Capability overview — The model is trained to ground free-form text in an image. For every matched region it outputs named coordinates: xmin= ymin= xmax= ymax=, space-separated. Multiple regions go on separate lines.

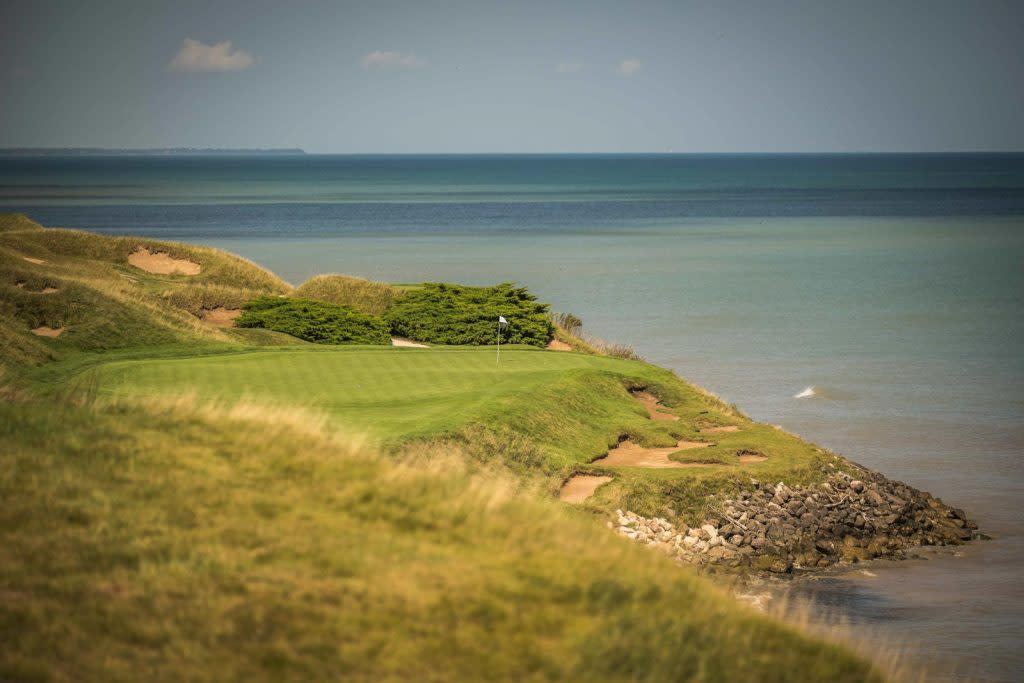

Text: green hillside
xmin=90 ymin=345 xmax=839 ymax=518
xmin=0 ymin=215 xmax=885 ymax=681
xmin=0 ymin=397 xmax=882 ymax=683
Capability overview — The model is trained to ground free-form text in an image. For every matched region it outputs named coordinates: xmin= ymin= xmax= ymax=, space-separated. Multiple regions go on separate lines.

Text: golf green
xmin=96 ymin=346 xmax=648 ymax=441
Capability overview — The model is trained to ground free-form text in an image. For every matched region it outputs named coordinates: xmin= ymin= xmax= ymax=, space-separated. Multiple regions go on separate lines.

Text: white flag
xmin=498 ymin=316 xmax=508 ymax=324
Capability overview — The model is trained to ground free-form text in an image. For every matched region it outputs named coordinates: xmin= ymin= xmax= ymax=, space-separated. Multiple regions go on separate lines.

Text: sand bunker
xmin=21 ymin=256 xmax=45 ymax=264
xmin=392 ymin=338 xmax=429 ymax=348
xmin=737 ymin=450 xmax=768 ymax=464
xmin=31 ymin=326 xmax=64 ymax=338
xmin=594 ymin=439 xmax=715 ymax=469
xmin=559 ymin=475 xmax=613 ymax=503
xmin=632 ymin=391 xmax=680 ymax=421
xmin=200 ymin=307 xmax=241 ymax=327
xmin=701 ymin=425 xmax=740 ymax=434
xmin=546 ymin=339 xmax=572 ymax=351
xmin=128 ymin=247 xmax=201 ymax=275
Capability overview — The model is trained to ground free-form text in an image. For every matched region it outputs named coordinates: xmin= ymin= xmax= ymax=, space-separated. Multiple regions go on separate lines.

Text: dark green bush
xmin=384 ymin=283 xmax=553 ymax=346
xmin=236 ymin=296 xmax=391 ymax=345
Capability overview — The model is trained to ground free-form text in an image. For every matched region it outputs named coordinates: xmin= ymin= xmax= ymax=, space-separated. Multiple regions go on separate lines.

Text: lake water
xmin=3 ymin=154 xmax=1022 ymax=681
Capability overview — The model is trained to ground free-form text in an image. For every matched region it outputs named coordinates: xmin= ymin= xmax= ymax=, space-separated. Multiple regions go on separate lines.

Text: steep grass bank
xmin=0 ymin=396 xmax=883 ymax=683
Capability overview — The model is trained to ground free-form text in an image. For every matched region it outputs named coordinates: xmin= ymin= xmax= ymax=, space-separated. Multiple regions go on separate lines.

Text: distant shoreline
xmin=0 ymin=147 xmax=306 ymax=156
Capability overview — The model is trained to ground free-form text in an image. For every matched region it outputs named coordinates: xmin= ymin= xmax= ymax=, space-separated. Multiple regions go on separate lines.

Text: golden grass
xmin=294 ymin=274 xmax=403 ymax=315
xmin=0 ymin=393 xmax=887 ymax=682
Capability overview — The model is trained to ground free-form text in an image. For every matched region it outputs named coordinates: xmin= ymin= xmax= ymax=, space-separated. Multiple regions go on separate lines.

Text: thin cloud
xmin=555 ymin=62 xmax=583 ymax=74
xmin=361 ymin=51 xmax=424 ymax=69
xmin=616 ymin=59 xmax=642 ymax=76
xmin=169 ymin=38 xmax=255 ymax=72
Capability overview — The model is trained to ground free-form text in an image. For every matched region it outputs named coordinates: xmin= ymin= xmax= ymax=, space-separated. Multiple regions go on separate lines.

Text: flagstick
xmin=496 ymin=318 xmax=500 ymax=365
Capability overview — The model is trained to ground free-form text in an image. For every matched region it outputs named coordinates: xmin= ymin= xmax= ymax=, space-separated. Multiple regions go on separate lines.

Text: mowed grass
xmin=0 ymin=397 xmax=884 ymax=683
xmin=95 ymin=346 xmax=652 ymax=444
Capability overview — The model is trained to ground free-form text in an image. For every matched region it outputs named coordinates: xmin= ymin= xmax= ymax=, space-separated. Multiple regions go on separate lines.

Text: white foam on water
xmin=794 ymin=386 xmax=816 ymax=399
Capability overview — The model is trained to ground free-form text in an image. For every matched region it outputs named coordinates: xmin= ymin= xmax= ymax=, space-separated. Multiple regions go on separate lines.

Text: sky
xmin=1 ymin=0 xmax=1022 ymax=153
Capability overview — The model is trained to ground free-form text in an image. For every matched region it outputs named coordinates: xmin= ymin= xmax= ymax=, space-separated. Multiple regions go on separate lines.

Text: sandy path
xmin=201 ymin=307 xmax=241 ymax=327
xmin=633 ymin=391 xmax=679 ymax=421
xmin=546 ymin=339 xmax=572 ymax=351
xmin=128 ymin=247 xmax=201 ymax=275
xmin=392 ymin=338 xmax=429 ymax=348
xmin=594 ymin=439 xmax=715 ymax=468
xmin=31 ymin=326 xmax=64 ymax=337
xmin=559 ymin=475 xmax=613 ymax=503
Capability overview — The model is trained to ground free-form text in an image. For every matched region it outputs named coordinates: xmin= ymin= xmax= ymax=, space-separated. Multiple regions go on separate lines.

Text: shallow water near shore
xmin=4 ymin=154 xmax=1023 ymax=680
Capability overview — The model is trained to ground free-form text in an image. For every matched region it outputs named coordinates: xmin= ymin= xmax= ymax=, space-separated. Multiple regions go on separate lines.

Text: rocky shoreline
xmin=612 ymin=464 xmax=985 ymax=573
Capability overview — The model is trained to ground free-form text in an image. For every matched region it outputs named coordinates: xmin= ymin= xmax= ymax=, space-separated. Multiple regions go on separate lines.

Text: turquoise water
xmin=4 ymin=154 xmax=1023 ymax=680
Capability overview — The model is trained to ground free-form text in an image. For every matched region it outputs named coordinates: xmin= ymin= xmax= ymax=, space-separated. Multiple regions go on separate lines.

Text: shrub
xmin=384 ymin=283 xmax=553 ymax=346
xmin=236 ymin=296 xmax=391 ymax=345
xmin=293 ymin=274 xmax=402 ymax=315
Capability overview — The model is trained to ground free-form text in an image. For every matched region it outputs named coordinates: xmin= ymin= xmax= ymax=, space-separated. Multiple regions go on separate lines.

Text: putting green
xmin=95 ymin=346 xmax=652 ymax=442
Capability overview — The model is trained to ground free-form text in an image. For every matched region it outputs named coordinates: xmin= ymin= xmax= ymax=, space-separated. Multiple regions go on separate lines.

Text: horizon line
xmin=3 ymin=148 xmax=1024 ymax=157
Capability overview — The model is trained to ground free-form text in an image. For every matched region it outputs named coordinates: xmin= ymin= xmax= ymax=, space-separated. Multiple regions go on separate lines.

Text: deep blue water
xmin=2 ymin=154 xmax=1022 ymax=681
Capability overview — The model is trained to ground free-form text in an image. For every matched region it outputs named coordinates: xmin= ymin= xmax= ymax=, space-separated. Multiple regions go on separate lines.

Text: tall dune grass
xmin=294 ymin=274 xmax=403 ymax=315
xmin=0 ymin=392 xmax=886 ymax=682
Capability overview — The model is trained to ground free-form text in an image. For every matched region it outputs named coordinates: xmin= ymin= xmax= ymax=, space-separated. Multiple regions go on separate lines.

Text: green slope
xmin=88 ymin=344 xmax=842 ymax=521
xmin=0 ymin=215 xmax=884 ymax=680
xmin=0 ymin=397 xmax=882 ymax=683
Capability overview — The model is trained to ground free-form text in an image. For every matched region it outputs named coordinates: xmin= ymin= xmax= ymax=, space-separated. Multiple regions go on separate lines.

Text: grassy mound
xmin=294 ymin=274 xmax=402 ymax=315
xmin=385 ymin=282 xmax=553 ymax=346
xmin=0 ymin=213 xmax=293 ymax=371
xmin=236 ymin=297 xmax=391 ymax=345
xmin=0 ymin=396 xmax=882 ymax=683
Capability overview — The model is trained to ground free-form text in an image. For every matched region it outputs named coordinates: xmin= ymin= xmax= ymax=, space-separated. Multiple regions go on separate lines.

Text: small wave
xmin=794 ymin=386 xmax=816 ymax=399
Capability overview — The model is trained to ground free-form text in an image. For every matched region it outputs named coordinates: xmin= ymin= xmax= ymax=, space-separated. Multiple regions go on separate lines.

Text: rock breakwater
xmin=613 ymin=467 xmax=983 ymax=573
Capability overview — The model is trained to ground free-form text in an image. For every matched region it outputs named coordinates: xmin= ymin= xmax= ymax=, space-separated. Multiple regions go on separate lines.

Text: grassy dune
xmin=293 ymin=274 xmax=403 ymax=315
xmin=0 ymin=397 xmax=882 ymax=683
xmin=0 ymin=214 xmax=292 ymax=369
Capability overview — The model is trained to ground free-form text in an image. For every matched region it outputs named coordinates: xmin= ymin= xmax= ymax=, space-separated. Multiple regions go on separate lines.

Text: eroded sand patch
xmin=128 ymin=247 xmax=201 ymax=275
xmin=392 ymin=338 xmax=429 ymax=348
xmin=632 ymin=390 xmax=679 ymax=421
xmin=594 ymin=439 xmax=715 ymax=469
xmin=21 ymin=256 xmax=45 ymax=264
xmin=546 ymin=339 xmax=572 ymax=351
xmin=201 ymin=307 xmax=241 ymax=327
xmin=701 ymin=425 xmax=740 ymax=434
xmin=31 ymin=325 xmax=64 ymax=338
xmin=559 ymin=475 xmax=613 ymax=503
